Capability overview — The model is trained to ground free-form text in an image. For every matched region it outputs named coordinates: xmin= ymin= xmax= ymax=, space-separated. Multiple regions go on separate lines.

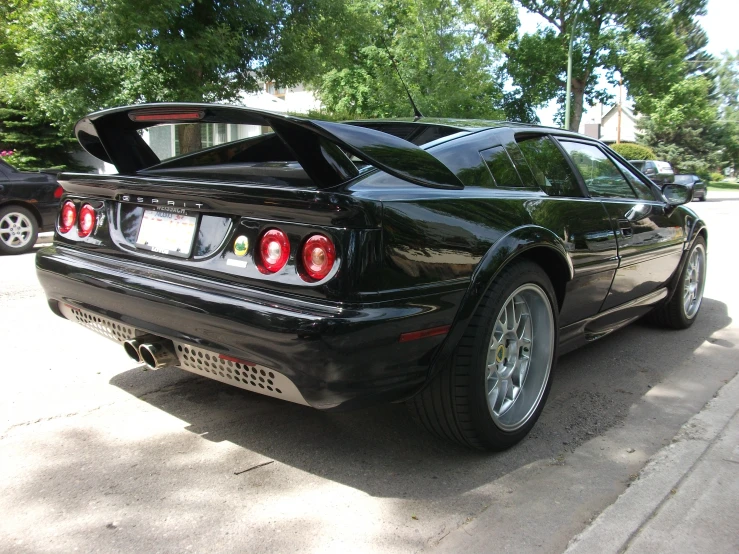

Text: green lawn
xmin=707 ymin=181 xmax=739 ymax=191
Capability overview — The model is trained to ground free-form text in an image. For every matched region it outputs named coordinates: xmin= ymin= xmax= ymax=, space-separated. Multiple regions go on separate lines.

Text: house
xmin=578 ymin=103 xmax=639 ymax=144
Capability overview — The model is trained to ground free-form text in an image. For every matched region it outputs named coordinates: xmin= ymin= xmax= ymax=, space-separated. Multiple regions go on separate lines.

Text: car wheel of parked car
xmin=700 ymin=191 xmax=707 ymax=201
xmin=0 ymin=205 xmax=38 ymax=255
xmin=648 ymin=236 xmax=706 ymax=329
xmin=409 ymin=260 xmax=557 ymax=451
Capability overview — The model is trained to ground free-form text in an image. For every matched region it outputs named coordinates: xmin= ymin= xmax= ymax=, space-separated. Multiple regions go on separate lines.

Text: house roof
xmin=602 ymin=103 xmax=638 ymax=123
xmin=236 ymin=91 xmax=289 ymax=113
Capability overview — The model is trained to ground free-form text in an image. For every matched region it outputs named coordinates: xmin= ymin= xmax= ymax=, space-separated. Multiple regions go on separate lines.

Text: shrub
xmin=709 ymin=172 xmax=724 ymax=183
xmin=609 ymin=142 xmax=656 ymax=161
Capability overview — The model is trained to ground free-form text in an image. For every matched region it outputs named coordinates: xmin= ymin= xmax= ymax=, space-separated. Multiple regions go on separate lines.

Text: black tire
xmin=648 ymin=236 xmax=706 ymax=329
xmin=700 ymin=191 xmax=707 ymax=201
xmin=0 ymin=205 xmax=38 ymax=255
xmin=408 ymin=260 xmax=558 ymax=451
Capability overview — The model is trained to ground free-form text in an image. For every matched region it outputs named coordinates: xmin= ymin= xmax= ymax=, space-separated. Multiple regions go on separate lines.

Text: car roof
xmin=348 ymin=117 xmax=574 ymax=133
xmin=346 ymin=118 xmax=589 ymax=150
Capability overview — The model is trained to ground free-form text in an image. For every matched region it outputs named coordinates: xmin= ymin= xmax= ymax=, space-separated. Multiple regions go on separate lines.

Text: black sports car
xmin=36 ymin=104 xmax=707 ymax=451
xmin=673 ymin=174 xmax=707 ymax=202
xmin=0 ymin=159 xmax=62 ymax=254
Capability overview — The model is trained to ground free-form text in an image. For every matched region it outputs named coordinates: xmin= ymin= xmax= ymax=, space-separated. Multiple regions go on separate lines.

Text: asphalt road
xmin=1 ymin=194 xmax=738 ymax=553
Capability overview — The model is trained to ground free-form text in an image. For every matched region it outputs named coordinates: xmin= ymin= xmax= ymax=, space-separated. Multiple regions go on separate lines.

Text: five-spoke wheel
xmin=0 ymin=206 xmax=38 ymax=255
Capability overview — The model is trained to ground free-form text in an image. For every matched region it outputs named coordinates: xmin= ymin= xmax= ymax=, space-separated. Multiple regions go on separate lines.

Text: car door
xmin=494 ymin=131 xmax=619 ymax=328
xmin=556 ymin=139 xmax=685 ymax=311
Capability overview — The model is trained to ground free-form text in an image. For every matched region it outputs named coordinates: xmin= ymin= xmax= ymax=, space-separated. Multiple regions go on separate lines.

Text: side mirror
xmin=661 ymin=183 xmax=694 ymax=206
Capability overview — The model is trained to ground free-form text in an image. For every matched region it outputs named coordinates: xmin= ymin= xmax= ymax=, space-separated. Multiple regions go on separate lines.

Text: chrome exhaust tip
xmin=123 ymin=335 xmax=158 ymax=363
xmin=123 ymin=340 xmax=142 ymax=362
xmin=138 ymin=339 xmax=178 ymax=370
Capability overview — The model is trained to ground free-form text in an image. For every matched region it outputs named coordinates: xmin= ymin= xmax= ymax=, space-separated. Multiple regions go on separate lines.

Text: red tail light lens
xmin=78 ymin=204 xmax=96 ymax=237
xmin=53 ymin=186 xmax=64 ymax=199
xmin=59 ymin=201 xmax=77 ymax=233
xmin=259 ymin=229 xmax=290 ymax=273
xmin=301 ymin=234 xmax=336 ymax=281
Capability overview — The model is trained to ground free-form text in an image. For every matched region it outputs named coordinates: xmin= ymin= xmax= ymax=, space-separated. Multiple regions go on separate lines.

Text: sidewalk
xmin=565 ymin=372 xmax=739 ymax=554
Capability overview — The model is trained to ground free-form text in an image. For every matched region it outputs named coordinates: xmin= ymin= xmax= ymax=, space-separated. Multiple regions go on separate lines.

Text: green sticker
xmin=234 ymin=235 xmax=249 ymax=257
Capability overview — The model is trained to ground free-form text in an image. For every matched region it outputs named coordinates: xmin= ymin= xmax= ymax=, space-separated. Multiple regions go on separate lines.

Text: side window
xmin=611 ymin=159 xmax=656 ymax=200
xmin=515 ymin=136 xmax=582 ymax=196
xmin=480 ymin=146 xmax=523 ymax=187
xmin=559 ymin=141 xmax=636 ymax=199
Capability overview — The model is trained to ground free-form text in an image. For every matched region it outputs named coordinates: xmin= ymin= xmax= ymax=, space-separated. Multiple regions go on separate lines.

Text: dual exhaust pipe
xmin=124 ymin=335 xmax=178 ymax=370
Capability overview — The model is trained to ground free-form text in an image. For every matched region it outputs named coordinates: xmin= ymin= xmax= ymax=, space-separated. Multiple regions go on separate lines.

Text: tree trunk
xmin=177 ymin=124 xmax=201 ymax=155
xmin=570 ymin=81 xmax=585 ymax=132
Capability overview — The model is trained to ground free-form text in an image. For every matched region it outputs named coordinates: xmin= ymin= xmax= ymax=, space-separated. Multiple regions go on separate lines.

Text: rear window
xmin=673 ymin=175 xmax=693 ymax=184
xmin=146 ymin=123 xmax=269 ymax=161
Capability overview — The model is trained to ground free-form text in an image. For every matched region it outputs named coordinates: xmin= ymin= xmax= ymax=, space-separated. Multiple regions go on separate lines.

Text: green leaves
xmin=309 ymin=0 xmax=509 ymax=120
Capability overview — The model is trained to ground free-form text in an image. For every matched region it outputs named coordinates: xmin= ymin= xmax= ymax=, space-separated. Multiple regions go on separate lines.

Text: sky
xmin=522 ymin=0 xmax=739 ymax=126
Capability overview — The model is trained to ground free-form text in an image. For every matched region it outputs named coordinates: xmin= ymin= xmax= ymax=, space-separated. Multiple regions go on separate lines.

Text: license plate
xmin=136 ymin=209 xmax=198 ymax=258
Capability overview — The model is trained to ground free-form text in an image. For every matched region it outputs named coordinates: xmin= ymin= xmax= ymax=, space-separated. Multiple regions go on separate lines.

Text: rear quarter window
xmin=480 ymin=146 xmax=523 ymax=187
xmin=515 ymin=135 xmax=582 ymax=197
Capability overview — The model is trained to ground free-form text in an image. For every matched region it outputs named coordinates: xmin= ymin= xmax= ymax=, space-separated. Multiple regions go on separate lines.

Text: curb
xmin=564 ymin=373 xmax=739 ymax=553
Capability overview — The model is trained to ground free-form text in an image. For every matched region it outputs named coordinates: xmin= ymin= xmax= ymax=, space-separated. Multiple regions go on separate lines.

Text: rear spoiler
xmin=74 ymin=103 xmax=464 ymax=190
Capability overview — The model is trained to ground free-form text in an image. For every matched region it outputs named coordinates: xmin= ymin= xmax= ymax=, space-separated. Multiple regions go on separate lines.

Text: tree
xmin=623 ymin=0 xmax=712 ymax=116
xmin=638 ymin=76 xmax=724 ymax=176
xmin=306 ymin=0 xmax=518 ymax=120
xmin=0 ymin=104 xmax=82 ymax=170
xmin=1 ymin=0 xmax=333 ymax=153
xmin=713 ymin=51 xmax=739 ymax=171
xmin=504 ymin=0 xmax=707 ymax=131
xmin=0 ymin=2 xmax=80 ymax=170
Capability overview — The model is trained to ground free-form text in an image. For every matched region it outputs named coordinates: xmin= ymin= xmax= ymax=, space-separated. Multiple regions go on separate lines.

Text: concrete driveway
xmin=1 ymin=193 xmax=737 ymax=553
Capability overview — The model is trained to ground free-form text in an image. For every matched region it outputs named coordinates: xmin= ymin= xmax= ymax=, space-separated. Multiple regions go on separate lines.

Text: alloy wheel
xmin=0 ymin=211 xmax=34 ymax=249
xmin=683 ymin=244 xmax=706 ymax=319
xmin=485 ymin=284 xmax=555 ymax=431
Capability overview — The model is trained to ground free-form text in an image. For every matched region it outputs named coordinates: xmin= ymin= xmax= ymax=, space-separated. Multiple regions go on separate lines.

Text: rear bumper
xmin=36 ymin=245 xmax=463 ymax=409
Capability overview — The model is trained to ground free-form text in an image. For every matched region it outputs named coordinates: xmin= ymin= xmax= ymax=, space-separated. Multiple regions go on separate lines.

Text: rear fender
xmin=426 ymin=225 xmax=573 ymax=381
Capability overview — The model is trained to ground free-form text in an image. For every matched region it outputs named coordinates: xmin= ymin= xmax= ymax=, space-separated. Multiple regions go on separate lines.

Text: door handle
xmin=617 ymin=218 xmax=633 ymax=238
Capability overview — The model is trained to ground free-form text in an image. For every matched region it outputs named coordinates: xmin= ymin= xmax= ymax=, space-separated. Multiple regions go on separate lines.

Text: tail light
xmin=259 ymin=229 xmax=290 ymax=273
xmin=53 ymin=186 xmax=64 ymax=199
xmin=301 ymin=234 xmax=336 ymax=281
xmin=59 ymin=201 xmax=77 ymax=233
xmin=78 ymin=204 xmax=96 ymax=237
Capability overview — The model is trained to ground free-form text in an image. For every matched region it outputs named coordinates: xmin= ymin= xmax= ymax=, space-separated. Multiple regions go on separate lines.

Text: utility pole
xmin=617 ymin=75 xmax=623 ymax=144
xmin=564 ymin=3 xmax=582 ymax=131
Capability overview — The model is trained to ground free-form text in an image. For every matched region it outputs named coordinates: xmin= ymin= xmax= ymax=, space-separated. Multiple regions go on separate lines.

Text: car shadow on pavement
xmin=108 ymin=297 xmax=733 ymax=499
